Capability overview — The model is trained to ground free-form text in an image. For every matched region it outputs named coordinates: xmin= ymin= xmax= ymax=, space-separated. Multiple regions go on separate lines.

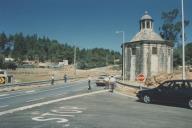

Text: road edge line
xmin=0 ymin=90 xmax=108 ymax=116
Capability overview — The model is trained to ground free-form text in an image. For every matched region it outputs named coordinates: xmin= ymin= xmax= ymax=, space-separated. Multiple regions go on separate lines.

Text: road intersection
xmin=0 ymin=80 xmax=191 ymax=128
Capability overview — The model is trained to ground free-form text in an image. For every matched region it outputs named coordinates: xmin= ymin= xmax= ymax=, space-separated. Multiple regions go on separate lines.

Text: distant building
xmin=38 ymin=62 xmax=51 ymax=68
xmin=58 ymin=60 xmax=68 ymax=67
xmin=22 ymin=60 xmax=35 ymax=65
xmin=123 ymin=11 xmax=173 ymax=81
xmin=5 ymin=57 xmax=14 ymax=62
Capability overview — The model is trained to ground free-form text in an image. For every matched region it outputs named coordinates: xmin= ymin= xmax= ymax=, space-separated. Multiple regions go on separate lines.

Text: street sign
xmin=137 ymin=73 xmax=145 ymax=82
xmin=0 ymin=77 xmax=5 ymax=84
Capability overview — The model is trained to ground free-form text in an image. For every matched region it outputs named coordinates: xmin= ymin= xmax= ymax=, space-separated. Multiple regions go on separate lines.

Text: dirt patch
xmin=7 ymin=65 xmax=120 ymax=83
xmin=0 ymin=83 xmax=50 ymax=93
xmin=115 ymin=84 xmax=137 ymax=96
xmin=144 ymin=70 xmax=192 ymax=87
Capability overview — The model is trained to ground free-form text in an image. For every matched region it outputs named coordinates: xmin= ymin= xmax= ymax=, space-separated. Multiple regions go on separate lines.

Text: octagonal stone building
xmin=124 ymin=11 xmax=173 ymax=81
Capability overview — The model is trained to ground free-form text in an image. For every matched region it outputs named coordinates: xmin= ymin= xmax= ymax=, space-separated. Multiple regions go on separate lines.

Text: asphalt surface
xmin=0 ymin=84 xmax=191 ymax=128
xmin=0 ymin=80 xmax=100 ymax=111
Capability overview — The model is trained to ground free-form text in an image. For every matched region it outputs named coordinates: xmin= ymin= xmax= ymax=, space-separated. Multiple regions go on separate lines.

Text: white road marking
xmin=0 ymin=94 xmax=9 ymax=97
xmin=0 ymin=90 xmax=107 ymax=116
xmin=25 ymin=90 xmax=35 ymax=94
xmin=26 ymin=98 xmax=45 ymax=103
xmin=32 ymin=117 xmax=69 ymax=123
xmin=0 ymin=105 xmax=9 ymax=108
xmin=51 ymin=109 xmax=82 ymax=114
xmin=42 ymin=112 xmax=75 ymax=117
xmin=32 ymin=106 xmax=84 ymax=125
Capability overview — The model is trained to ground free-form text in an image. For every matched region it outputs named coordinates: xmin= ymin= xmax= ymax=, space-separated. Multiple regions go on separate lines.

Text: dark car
xmin=136 ymin=80 xmax=192 ymax=109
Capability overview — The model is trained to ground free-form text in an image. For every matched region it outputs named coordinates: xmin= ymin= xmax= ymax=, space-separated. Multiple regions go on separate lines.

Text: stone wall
xmin=124 ymin=42 xmax=173 ymax=81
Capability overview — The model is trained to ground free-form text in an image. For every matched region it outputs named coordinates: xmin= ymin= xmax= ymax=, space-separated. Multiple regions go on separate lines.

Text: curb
xmin=117 ymin=81 xmax=149 ymax=90
xmin=114 ymin=91 xmax=138 ymax=99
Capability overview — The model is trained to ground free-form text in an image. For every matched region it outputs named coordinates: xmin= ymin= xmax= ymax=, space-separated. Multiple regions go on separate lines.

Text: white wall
xmin=143 ymin=45 xmax=148 ymax=78
xmin=130 ymin=56 xmax=136 ymax=81
xmin=151 ymin=55 xmax=158 ymax=75
xmin=125 ymin=42 xmax=173 ymax=81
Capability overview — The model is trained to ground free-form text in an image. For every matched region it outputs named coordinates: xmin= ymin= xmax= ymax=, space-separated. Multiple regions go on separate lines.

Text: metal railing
xmin=117 ymin=80 xmax=149 ymax=90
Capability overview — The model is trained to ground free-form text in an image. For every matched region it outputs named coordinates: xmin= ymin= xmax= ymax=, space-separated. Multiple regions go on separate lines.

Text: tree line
xmin=0 ymin=33 xmax=121 ymax=69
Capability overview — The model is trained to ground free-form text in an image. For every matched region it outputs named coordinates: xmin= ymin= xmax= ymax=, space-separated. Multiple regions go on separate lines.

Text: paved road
xmin=0 ymin=88 xmax=191 ymax=128
xmin=0 ymin=80 xmax=100 ymax=111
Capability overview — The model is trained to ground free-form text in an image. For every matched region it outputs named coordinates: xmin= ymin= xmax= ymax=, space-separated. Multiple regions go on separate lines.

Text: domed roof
xmin=130 ymin=11 xmax=164 ymax=42
xmin=140 ymin=11 xmax=152 ymax=20
xmin=131 ymin=29 xmax=164 ymax=42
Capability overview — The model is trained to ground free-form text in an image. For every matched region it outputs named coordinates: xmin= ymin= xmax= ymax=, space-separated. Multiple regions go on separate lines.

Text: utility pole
xmin=74 ymin=45 xmax=76 ymax=76
xmin=105 ymin=55 xmax=108 ymax=66
xmin=116 ymin=31 xmax=125 ymax=82
xmin=181 ymin=0 xmax=186 ymax=80
xmin=105 ymin=55 xmax=109 ymax=74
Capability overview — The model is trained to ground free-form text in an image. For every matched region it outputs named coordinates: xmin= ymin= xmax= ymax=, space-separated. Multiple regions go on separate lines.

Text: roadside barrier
xmin=0 ymin=76 xmax=86 ymax=88
xmin=116 ymin=81 xmax=149 ymax=90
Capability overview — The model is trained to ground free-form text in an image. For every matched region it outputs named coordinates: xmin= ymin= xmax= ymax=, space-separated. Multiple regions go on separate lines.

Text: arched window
xmin=147 ymin=21 xmax=150 ymax=28
xmin=152 ymin=47 xmax=157 ymax=54
xmin=168 ymin=49 xmax=171 ymax=56
xmin=132 ymin=47 xmax=136 ymax=55
xmin=142 ymin=21 xmax=145 ymax=29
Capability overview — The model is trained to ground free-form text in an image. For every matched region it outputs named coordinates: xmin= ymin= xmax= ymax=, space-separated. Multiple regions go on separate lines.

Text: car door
xmin=152 ymin=81 xmax=173 ymax=103
xmin=167 ymin=81 xmax=185 ymax=104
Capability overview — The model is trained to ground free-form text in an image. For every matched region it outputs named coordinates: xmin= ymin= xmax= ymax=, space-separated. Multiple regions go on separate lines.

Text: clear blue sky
xmin=0 ymin=0 xmax=191 ymax=52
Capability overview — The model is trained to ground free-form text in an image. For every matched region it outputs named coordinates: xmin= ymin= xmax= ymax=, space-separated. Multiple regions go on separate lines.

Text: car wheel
xmin=143 ymin=95 xmax=151 ymax=104
xmin=188 ymin=98 xmax=192 ymax=109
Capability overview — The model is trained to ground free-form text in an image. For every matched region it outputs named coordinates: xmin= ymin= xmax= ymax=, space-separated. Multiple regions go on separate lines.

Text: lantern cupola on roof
xmin=131 ymin=11 xmax=164 ymax=42
xmin=140 ymin=11 xmax=153 ymax=30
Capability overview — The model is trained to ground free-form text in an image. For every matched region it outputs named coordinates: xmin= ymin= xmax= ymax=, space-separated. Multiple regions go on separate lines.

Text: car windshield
xmin=159 ymin=81 xmax=173 ymax=88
